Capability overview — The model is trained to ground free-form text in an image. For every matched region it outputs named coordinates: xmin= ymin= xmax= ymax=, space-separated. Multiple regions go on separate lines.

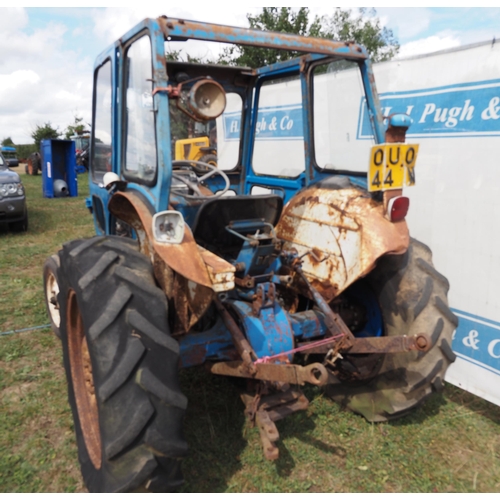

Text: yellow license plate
xmin=368 ymin=144 xmax=419 ymax=192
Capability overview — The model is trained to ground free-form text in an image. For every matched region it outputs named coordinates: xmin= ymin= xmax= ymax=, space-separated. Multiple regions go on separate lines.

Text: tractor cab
xmin=88 ymin=17 xmax=386 ymax=240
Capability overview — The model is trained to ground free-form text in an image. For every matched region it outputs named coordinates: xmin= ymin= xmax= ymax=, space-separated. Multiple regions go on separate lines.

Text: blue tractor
xmin=43 ymin=16 xmax=457 ymax=492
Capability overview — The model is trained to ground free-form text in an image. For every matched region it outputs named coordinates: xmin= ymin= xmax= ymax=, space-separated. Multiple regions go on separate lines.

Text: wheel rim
xmin=46 ymin=270 xmax=61 ymax=328
xmin=67 ymin=289 xmax=102 ymax=469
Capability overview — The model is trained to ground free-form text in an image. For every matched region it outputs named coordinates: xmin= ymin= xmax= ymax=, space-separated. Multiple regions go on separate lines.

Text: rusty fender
xmin=209 ymin=360 xmax=329 ymax=386
xmin=108 ymin=191 xmax=235 ymax=331
xmin=275 ymin=186 xmax=409 ymax=302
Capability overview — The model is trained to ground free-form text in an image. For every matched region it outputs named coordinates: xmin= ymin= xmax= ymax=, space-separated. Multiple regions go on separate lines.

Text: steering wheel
xmin=171 ymin=160 xmax=230 ymax=199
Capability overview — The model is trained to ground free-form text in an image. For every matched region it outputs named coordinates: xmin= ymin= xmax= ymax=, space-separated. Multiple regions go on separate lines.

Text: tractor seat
xmin=191 ymin=194 xmax=283 ymax=259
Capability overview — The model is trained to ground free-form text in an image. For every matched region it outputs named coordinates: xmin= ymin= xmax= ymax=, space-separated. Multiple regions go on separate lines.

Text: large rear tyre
xmin=327 ymin=238 xmax=458 ymax=422
xmin=26 ymin=152 xmax=41 ymax=175
xmin=58 ymin=236 xmax=188 ymax=492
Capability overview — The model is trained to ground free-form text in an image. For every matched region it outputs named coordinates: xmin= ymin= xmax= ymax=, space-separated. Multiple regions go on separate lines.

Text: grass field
xmin=1 ymin=170 xmax=499 ymax=493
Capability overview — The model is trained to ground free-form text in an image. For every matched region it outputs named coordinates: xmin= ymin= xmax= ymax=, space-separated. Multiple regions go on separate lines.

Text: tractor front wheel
xmin=43 ymin=254 xmax=61 ymax=338
xmin=58 ymin=236 xmax=188 ymax=492
xmin=327 ymin=238 xmax=458 ymax=422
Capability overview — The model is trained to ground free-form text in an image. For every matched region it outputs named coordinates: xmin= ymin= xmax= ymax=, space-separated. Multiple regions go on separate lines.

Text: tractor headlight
xmin=152 ymin=210 xmax=185 ymax=244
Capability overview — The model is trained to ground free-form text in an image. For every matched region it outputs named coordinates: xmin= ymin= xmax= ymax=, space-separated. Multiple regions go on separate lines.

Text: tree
xmin=165 ymin=49 xmax=209 ymax=64
xmin=323 ymin=8 xmax=399 ymax=62
xmin=218 ymin=8 xmax=320 ymax=67
xmin=218 ymin=7 xmax=399 ymax=67
xmin=1 ymin=137 xmax=14 ymax=147
xmin=31 ymin=122 xmax=60 ymax=151
xmin=64 ymin=115 xmax=89 ymax=140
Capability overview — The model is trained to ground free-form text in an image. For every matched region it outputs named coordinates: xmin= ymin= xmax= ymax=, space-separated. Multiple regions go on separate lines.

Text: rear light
xmin=388 ymin=196 xmax=409 ymax=222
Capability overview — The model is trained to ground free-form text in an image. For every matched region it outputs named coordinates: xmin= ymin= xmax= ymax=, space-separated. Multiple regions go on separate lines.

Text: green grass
xmin=1 ymin=169 xmax=499 ymax=492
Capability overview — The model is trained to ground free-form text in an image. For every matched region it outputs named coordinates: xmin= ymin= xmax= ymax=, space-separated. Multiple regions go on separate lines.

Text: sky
xmin=1 ymin=3 xmax=500 ymax=144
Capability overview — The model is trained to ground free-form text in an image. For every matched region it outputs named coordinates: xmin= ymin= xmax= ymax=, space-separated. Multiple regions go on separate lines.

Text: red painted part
xmin=389 ymin=196 xmax=410 ymax=222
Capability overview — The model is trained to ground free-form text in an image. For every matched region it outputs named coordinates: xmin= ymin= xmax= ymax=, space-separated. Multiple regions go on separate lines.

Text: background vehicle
xmin=45 ymin=17 xmax=457 ymax=492
xmin=0 ymin=152 xmax=27 ymax=231
xmin=71 ymin=133 xmax=90 ymax=171
xmin=174 ymin=136 xmax=217 ymax=165
xmin=1 ymin=146 xmax=19 ymax=167
xmin=26 ymin=151 xmax=41 ymax=175
xmin=174 ymin=121 xmax=217 ymax=165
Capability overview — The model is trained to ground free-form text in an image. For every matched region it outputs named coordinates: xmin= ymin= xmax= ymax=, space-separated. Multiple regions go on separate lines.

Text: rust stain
xmin=158 ymin=18 xmax=368 ymax=59
xmin=174 ymin=274 xmax=214 ymax=333
xmin=197 ymin=246 xmax=235 ymax=290
xmin=109 ymin=191 xmax=212 ymax=288
xmin=108 ymin=192 xmax=219 ymax=332
xmin=275 ymin=185 xmax=409 ymax=301
xmin=385 ymin=126 xmax=406 ymax=143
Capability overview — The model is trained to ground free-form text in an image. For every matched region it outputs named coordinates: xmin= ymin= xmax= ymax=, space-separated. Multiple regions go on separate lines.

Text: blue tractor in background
xmin=43 ymin=16 xmax=457 ymax=492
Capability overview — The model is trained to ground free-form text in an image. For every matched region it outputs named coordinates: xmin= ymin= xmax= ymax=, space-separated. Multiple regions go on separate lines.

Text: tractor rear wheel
xmin=58 ymin=236 xmax=187 ymax=492
xmin=327 ymin=238 xmax=458 ymax=422
xmin=26 ymin=152 xmax=41 ymax=175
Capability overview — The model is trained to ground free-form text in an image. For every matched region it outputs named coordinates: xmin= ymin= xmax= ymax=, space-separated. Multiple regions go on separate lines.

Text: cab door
xmin=89 ymin=54 xmax=115 ymax=235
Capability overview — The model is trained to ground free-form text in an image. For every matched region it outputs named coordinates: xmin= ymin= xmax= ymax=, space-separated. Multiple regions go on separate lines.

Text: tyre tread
xmin=98 ymin=337 xmax=146 ymax=403
xmin=440 ymin=338 xmax=457 ymax=362
xmin=105 ymin=399 xmax=155 ymax=460
xmin=116 ymin=266 xmax=167 ymax=302
xmin=88 ymin=286 xmax=132 ymax=341
xmin=434 ymin=295 xmax=459 ymax=326
xmin=416 ymin=257 xmax=450 ymax=292
xmin=413 ymin=276 xmax=433 ymax=319
xmin=68 ymin=237 xmax=104 ymax=258
xmin=136 ymin=368 xmax=188 ymax=410
xmin=78 ymin=251 xmax=119 ymax=290
xmin=128 ymin=310 xmax=179 ymax=353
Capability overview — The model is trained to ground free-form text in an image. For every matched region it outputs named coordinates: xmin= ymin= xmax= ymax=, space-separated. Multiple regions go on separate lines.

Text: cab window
xmin=312 ymin=60 xmax=374 ymax=173
xmin=252 ymin=75 xmax=305 ymax=178
xmin=124 ymin=35 xmax=157 ymax=184
xmin=92 ymin=60 xmax=112 ymax=183
xmin=170 ymin=91 xmax=243 ymax=171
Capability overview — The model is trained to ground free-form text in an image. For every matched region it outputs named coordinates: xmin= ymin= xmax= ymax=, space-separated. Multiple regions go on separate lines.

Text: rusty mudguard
xmin=108 ymin=191 xmax=235 ymax=332
xmin=275 ymin=181 xmax=409 ymax=302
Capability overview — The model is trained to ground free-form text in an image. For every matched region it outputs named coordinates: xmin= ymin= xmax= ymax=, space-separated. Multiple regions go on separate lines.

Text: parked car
xmin=0 ymin=152 xmax=28 ymax=231
xmin=0 ymin=146 xmax=19 ymax=167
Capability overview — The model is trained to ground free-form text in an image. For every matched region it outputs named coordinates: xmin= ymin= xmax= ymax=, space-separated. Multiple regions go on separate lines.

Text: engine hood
xmin=0 ymin=167 xmax=21 ymax=183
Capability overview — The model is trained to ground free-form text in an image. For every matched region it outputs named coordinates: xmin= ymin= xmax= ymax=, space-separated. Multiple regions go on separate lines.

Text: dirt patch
xmin=10 ymin=163 xmax=26 ymax=175
xmin=1 ymin=381 xmax=35 ymax=404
